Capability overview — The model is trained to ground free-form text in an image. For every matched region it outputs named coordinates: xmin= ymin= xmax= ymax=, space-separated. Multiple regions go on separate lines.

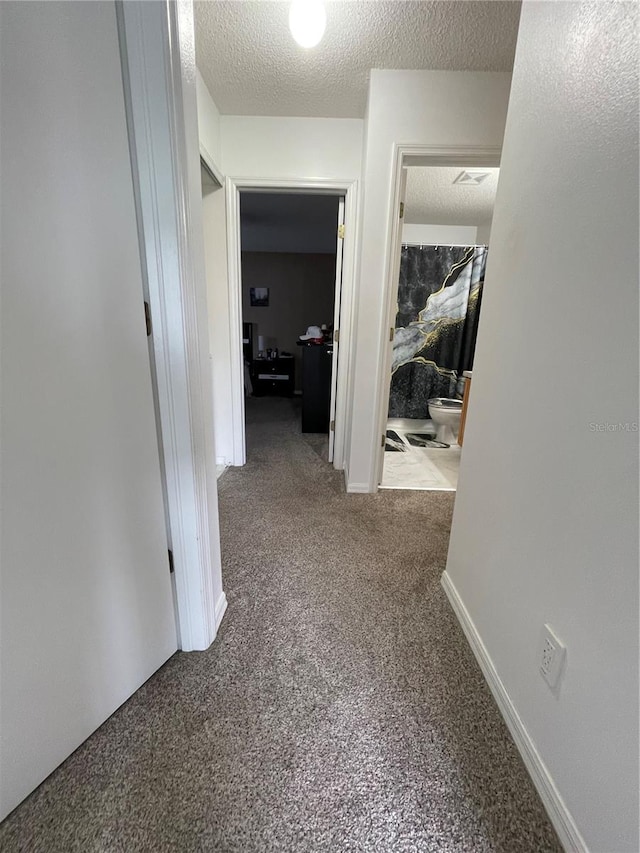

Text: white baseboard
xmin=346 ymin=481 xmax=372 ymax=493
xmin=440 ymin=571 xmax=588 ymax=853
xmin=214 ymin=591 xmax=227 ymax=631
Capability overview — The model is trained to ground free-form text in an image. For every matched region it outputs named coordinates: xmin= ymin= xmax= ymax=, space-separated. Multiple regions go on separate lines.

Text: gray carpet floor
xmin=0 ymin=397 xmax=561 ymax=852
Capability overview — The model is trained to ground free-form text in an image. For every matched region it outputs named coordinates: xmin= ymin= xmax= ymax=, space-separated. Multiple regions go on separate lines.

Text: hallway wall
xmin=199 ymin=103 xmax=363 ymax=466
xmin=198 ymin=78 xmax=232 ymax=465
xmin=220 ymin=115 xmax=363 ymax=180
xmin=444 ymin=3 xmax=639 ymax=850
xmin=201 ymin=181 xmax=231 ymax=465
xmin=347 ymin=69 xmax=512 ymax=490
xmin=196 ymin=68 xmax=222 ymax=167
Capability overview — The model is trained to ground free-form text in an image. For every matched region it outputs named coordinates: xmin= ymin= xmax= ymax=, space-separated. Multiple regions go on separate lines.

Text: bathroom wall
xmin=402 ymin=223 xmax=477 ymax=245
xmin=241 ymin=252 xmax=336 ymax=392
xmin=475 ymin=219 xmax=493 ymax=245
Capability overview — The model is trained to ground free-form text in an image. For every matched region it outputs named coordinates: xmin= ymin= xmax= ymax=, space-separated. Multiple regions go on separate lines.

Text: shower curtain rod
xmin=402 ymin=242 xmax=488 ymax=249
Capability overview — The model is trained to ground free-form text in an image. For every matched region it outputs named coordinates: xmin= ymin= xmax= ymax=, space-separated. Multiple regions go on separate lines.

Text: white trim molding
xmin=371 ymin=144 xmax=502 ymax=493
xmin=214 ymin=592 xmax=228 ymax=630
xmin=118 ymin=0 xmax=225 ymax=651
xmin=440 ymin=571 xmax=588 ymax=853
xmin=345 ymin=482 xmax=371 ymax=494
xmin=225 ymin=176 xmax=360 ymax=473
xmin=224 ymin=178 xmax=248 ymax=467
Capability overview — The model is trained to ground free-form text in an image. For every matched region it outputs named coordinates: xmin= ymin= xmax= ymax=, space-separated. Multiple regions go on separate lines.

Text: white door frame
xmin=226 ymin=177 xmax=359 ymax=471
xmin=374 ymin=144 xmax=502 ymax=489
xmin=117 ymin=0 xmax=226 ymax=651
xmin=328 ymin=198 xmax=345 ymax=464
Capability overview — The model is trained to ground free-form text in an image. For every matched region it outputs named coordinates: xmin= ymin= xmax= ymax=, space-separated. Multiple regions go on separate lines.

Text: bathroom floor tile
xmin=380 ymin=419 xmax=462 ymax=491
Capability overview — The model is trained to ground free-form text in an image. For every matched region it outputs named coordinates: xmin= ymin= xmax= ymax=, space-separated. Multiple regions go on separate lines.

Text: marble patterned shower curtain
xmin=388 ymin=244 xmax=487 ymax=419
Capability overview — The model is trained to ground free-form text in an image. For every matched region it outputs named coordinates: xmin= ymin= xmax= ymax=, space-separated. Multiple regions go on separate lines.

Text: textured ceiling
xmin=404 ymin=166 xmax=500 ymax=226
xmin=194 ymin=1 xmax=521 ymax=118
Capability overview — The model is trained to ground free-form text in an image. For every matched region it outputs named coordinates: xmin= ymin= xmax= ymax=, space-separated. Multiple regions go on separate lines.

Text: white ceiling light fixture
xmin=453 ymin=170 xmax=491 ymax=186
xmin=289 ymin=0 xmax=326 ymax=49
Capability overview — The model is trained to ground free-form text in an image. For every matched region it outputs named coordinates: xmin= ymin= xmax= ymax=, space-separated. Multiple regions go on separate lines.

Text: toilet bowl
xmin=427 ymin=398 xmax=463 ymax=445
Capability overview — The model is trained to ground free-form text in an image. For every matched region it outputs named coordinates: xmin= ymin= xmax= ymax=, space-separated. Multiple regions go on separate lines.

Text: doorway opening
xmin=238 ymin=191 xmax=344 ymax=462
xmin=225 ymin=178 xmax=358 ymax=474
xmin=377 ymin=148 xmax=501 ymax=492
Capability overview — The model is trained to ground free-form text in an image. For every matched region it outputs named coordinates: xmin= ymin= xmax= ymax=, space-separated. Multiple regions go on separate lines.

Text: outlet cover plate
xmin=539 ymin=623 xmax=566 ymax=688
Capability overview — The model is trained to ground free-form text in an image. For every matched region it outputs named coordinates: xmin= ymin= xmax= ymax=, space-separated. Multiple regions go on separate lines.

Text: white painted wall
xmin=444 ymin=3 xmax=638 ymax=851
xmin=197 ymin=74 xmax=233 ymax=465
xmin=402 ymin=223 xmax=477 ymax=246
xmin=176 ymin=0 xmax=227 ymax=643
xmin=202 ymin=114 xmax=363 ymax=466
xmin=0 ymin=0 xmax=178 ymax=817
xmin=196 ymin=67 xmax=222 ymax=168
xmin=346 ymin=70 xmax=512 ymax=490
xmin=201 ymin=184 xmax=232 ymax=466
xmin=220 ymin=116 xmax=363 ymax=180
xmin=199 ymin=96 xmax=364 ymax=466
xmin=475 ymin=218 xmax=492 ymax=245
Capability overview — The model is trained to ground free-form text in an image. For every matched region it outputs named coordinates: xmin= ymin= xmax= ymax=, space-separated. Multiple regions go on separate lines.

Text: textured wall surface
xmin=445 ymin=2 xmax=639 ymax=850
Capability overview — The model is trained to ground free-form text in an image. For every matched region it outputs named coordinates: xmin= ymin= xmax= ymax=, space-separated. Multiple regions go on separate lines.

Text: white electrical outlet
xmin=539 ymin=624 xmax=566 ymax=688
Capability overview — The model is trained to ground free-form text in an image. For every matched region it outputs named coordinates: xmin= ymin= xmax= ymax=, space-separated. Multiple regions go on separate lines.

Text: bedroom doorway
xmin=238 ymin=191 xmax=344 ymax=463
xmin=225 ymin=179 xmax=358 ymax=472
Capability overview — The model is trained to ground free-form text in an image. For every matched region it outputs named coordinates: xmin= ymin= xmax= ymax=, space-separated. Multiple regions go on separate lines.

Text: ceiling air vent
xmin=453 ymin=170 xmax=491 ymax=186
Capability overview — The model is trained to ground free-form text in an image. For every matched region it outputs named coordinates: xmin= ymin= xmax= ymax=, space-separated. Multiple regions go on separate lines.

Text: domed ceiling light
xmin=289 ymin=0 xmax=326 ymax=48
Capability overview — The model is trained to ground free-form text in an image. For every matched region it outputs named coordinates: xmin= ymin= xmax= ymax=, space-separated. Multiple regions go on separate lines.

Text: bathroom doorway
xmin=379 ymin=161 xmax=500 ymax=491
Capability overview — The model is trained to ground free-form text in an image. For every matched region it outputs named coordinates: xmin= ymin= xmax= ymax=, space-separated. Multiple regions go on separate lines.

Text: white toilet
xmin=427 ymin=398 xmax=463 ymax=445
